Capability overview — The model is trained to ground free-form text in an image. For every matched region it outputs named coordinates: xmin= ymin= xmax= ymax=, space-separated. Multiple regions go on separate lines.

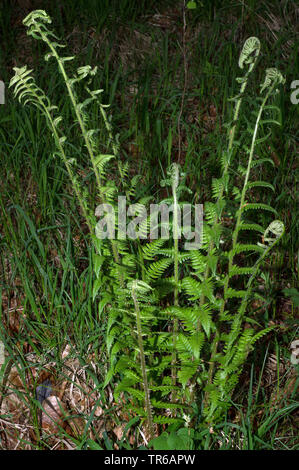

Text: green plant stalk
xmin=198 ymin=44 xmax=258 ymax=329
xmin=227 ymin=75 xmax=248 ymax=152
xmin=10 ymin=70 xmax=92 ymax=233
xmin=10 ymin=65 xmax=124 ymax=291
xmin=224 ymin=221 xmax=284 ymax=365
xmin=29 ymin=18 xmax=122 ymax=267
xmin=34 ymin=25 xmax=103 ymax=191
xmin=131 ymin=284 xmax=154 ymax=441
xmin=137 ymin=242 xmax=147 ymax=282
xmin=46 ymin=114 xmax=92 ymax=228
xmin=198 ymin=46 xmax=257 ymax=407
xmin=223 ymin=82 xmax=277 ymax=310
xmin=86 ymin=87 xmax=128 ymax=191
xmin=204 ymin=77 xmax=281 ymax=411
xmin=171 ymin=167 xmax=180 ymax=389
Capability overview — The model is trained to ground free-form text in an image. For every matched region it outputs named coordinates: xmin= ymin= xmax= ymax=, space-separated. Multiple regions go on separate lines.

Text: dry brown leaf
xmin=65 ymin=415 xmax=86 ymax=438
xmin=62 ymin=344 xmax=71 ymax=360
xmin=113 ymin=424 xmax=124 ymax=441
xmin=41 ymin=396 xmax=67 ymax=433
xmin=94 ymin=405 xmax=104 ymax=417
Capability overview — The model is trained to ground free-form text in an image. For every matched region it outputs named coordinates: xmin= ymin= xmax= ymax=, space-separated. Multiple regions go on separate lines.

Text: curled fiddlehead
xmin=238 ymin=36 xmax=261 ymax=72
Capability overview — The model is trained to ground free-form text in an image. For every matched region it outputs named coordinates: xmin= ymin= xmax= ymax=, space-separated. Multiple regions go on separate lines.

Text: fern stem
xmin=203 ymin=68 xmax=284 ymax=417
xmin=221 ymin=83 xmax=275 ymax=316
xmin=32 ymin=20 xmax=123 ymax=270
xmin=131 ymin=284 xmax=154 ymax=441
xmin=224 ymin=221 xmax=284 ymax=365
xmin=40 ymin=34 xmax=103 ymax=192
xmin=43 ymin=109 xmax=93 ymax=232
xmin=199 ymin=52 xmax=254 ymax=406
xmin=197 ymin=44 xmax=256 ymax=329
xmin=171 ymin=165 xmax=180 ymax=389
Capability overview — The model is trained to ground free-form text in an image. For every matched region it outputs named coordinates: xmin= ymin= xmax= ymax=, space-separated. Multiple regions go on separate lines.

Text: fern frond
xmin=224 ymin=288 xmax=246 ymax=299
xmin=251 ymin=157 xmax=275 ymax=168
xmin=238 ymin=222 xmax=264 ymax=233
xmin=246 ymin=181 xmax=274 ymax=191
xmin=229 ymin=265 xmax=254 ymax=278
xmin=146 ymin=258 xmax=173 ymax=280
xmin=204 ymin=202 xmax=217 ymax=223
xmin=242 ymin=203 xmax=277 ymax=215
xmin=182 ymin=277 xmax=202 ymax=300
xmin=260 ymin=68 xmax=285 ymax=93
xmin=153 ymin=416 xmax=184 ymax=425
xmin=238 ymin=37 xmax=260 ymax=71
xmin=189 ymin=251 xmax=206 ymax=274
xmin=250 ymin=325 xmax=276 ymax=344
xmin=232 ymin=243 xmax=265 ymax=255
xmin=142 ymin=239 xmax=166 ymax=260
xmin=211 ymin=178 xmax=224 ymax=199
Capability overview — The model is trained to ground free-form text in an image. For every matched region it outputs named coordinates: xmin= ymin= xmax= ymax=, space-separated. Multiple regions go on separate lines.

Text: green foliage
xmin=149 ymin=427 xmax=194 ymax=450
xmin=10 ymin=9 xmax=286 ymax=433
xmin=283 ymin=288 xmax=299 ymax=308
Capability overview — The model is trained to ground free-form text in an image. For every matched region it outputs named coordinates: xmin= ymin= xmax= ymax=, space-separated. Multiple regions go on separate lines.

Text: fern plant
xmin=10 ymin=9 xmax=286 ymax=436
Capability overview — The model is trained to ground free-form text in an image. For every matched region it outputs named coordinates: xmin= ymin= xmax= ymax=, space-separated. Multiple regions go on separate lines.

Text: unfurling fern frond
xmin=260 ymin=68 xmax=285 ymax=93
xmin=238 ymin=36 xmax=261 ymax=72
xmin=258 ymin=220 xmax=284 ymax=248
